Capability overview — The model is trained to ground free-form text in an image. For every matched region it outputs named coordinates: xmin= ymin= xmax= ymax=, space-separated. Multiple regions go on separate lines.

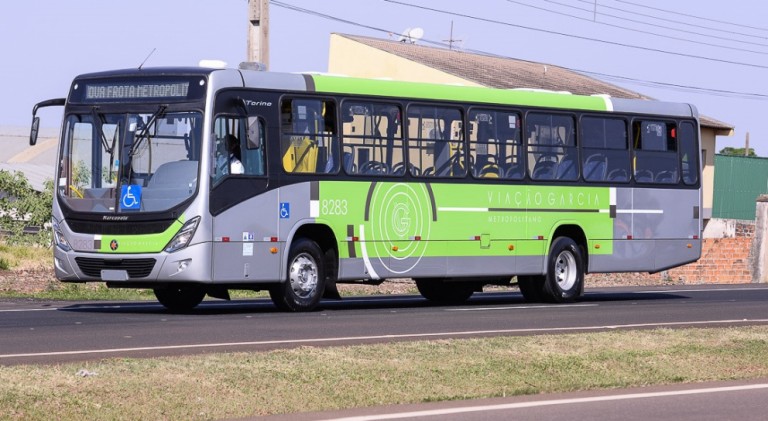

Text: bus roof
xmin=70 ymin=67 xmax=698 ymax=120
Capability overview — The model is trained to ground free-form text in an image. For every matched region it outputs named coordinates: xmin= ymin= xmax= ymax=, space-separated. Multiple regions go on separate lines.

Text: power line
xmin=384 ymin=0 xmax=768 ymax=70
xmin=554 ymin=0 xmax=768 ymax=48
xmin=574 ymin=0 xmax=768 ymax=41
xmin=270 ymin=0 xmax=768 ymax=100
xmin=504 ymin=0 xmax=768 ymax=56
xmin=615 ymin=0 xmax=768 ymax=33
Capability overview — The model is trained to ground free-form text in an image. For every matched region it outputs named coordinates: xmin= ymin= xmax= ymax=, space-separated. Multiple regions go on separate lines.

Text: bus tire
xmin=517 ymin=275 xmax=545 ymax=303
xmin=543 ymin=237 xmax=584 ymax=303
xmin=270 ymin=238 xmax=325 ymax=312
xmin=154 ymin=285 xmax=205 ymax=312
xmin=415 ymin=279 xmax=474 ymax=304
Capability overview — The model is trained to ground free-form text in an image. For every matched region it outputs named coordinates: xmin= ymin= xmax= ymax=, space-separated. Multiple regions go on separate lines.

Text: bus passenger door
xmin=210 ymin=93 xmax=280 ymax=283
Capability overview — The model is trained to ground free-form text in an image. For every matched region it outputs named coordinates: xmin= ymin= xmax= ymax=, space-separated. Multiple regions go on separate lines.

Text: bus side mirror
xmin=29 ymin=97 xmax=66 ymax=146
xmin=30 ymin=116 xmax=40 ymax=146
xmin=247 ymin=117 xmax=262 ymax=150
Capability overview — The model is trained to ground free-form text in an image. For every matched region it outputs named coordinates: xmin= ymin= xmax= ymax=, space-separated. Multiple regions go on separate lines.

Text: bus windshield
xmin=58 ymin=110 xmax=203 ymax=213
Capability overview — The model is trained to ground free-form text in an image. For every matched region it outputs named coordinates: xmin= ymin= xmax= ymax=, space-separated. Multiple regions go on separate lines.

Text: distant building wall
xmin=328 ymin=34 xmax=482 ymax=87
xmin=713 ymin=154 xmax=768 ymax=220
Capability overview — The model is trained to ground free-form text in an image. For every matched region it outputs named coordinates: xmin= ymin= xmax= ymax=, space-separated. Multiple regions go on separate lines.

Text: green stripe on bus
xmin=99 ymin=217 xmax=185 ymax=253
xmin=310 ymin=75 xmax=609 ymax=112
xmin=317 ymin=181 xmax=613 ymax=259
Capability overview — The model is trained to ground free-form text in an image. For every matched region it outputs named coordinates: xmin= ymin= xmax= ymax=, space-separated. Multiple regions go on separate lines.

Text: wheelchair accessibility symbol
xmin=120 ymin=185 xmax=142 ymax=210
xmin=279 ymin=202 xmax=290 ymax=219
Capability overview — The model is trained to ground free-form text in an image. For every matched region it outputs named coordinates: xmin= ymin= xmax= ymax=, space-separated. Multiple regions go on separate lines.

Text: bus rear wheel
xmin=154 ymin=285 xmax=206 ymax=312
xmin=415 ymin=279 xmax=475 ymax=304
xmin=542 ymin=237 xmax=584 ymax=303
xmin=270 ymin=238 xmax=325 ymax=312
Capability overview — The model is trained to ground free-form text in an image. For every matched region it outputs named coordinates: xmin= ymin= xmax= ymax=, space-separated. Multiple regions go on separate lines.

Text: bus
xmin=30 ymin=64 xmax=702 ymax=312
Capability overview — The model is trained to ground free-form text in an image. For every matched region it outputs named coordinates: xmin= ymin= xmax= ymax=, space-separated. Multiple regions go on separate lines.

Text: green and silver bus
xmin=30 ymin=64 xmax=702 ymax=311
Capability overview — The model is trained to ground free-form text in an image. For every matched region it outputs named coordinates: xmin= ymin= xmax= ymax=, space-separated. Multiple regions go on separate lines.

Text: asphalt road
xmin=1 ymin=284 xmax=768 ymax=365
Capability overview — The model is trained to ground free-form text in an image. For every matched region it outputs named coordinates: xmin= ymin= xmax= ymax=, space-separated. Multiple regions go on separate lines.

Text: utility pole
xmin=247 ymin=0 xmax=269 ymax=69
xmin=745 ymin=131 xmax=750 ymax=156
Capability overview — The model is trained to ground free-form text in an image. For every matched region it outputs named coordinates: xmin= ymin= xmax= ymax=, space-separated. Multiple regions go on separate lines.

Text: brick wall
xmin=587 ymin=221 xmax=755 ymax=285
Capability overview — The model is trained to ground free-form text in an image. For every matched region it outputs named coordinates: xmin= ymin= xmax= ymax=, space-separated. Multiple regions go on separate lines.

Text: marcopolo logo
xmin=110 ymin=240 xmax=118 ymax=251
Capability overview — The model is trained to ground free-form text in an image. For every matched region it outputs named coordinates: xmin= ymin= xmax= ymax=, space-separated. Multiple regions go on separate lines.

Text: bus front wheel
xmin=270 ymin=238 xmax=326 ymax=312
xmin=542 ymin=237 xmax=584 ymax=303
xmin=154 ymin=285 xmax=205 ymax=312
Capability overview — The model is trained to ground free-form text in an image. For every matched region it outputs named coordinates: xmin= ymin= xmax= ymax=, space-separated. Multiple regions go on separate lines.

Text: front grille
xmin=75 ymin=257 xmax=156 ymax=279
xmin=68 ymin=220 xmax=174 ymax=235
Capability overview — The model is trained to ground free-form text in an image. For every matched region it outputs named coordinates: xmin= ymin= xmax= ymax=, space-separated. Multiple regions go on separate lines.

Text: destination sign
xmin=85 ymin=82 xmax=190 ymax=101
xmin=70 ymin=76 xmax=207 ymax=104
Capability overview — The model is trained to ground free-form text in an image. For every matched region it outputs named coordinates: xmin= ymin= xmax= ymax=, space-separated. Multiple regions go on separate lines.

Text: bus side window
xmin=633 ymin=120 xmax=679 ymax=184
xmin=407 ymin=105 xmax=464 ymax=178
xmin=212 ymin=116 xmax=265 ymax=180
xmin=580 ymin=116 xmax=629 ymax=182
xmin=280 ymin=98 xmax=339 ymax=174
xmin=341 ymin=101 xmax=403 ymax=176
xmin=679 ymin=121 xmax=698 ymax=185
xmin=469 ymin=109 xmax=523 ymax=179
xmin=526 ymin=113 xmax=577 ymax=181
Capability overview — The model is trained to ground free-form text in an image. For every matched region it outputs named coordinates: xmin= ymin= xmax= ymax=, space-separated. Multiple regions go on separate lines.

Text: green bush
xmin=0 ymin=170 xmax=53 ymax=247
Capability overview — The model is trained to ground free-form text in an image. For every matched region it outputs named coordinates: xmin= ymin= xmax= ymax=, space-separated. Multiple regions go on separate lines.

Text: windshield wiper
xmin=91 ymin=107 xmax=111 ymax=154
xmin=129 ymin=105 xmax=167 ymax=157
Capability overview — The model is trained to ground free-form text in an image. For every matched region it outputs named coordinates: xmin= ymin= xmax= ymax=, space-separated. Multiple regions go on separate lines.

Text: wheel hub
xmin=289 ymin=253 xmax=318 ymax=298
xmin=554 ymin=250 xmax=577 ymax=291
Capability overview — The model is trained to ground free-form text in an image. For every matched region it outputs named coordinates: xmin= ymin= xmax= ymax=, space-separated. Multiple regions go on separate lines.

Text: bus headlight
xmin=52 ymin=222 xmax=71 ymax=252
xmin=164 ymin=217 xmax=200 ymax=253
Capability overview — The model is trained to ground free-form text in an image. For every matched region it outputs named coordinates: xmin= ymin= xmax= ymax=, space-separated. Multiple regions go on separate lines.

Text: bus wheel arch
xmin=549 ymin=224 xmax=589 ymax=273
xmin=270 ymin=237 xmax=326 ymax=311
xmin=272 ymin=223 xmax=339 ymax=311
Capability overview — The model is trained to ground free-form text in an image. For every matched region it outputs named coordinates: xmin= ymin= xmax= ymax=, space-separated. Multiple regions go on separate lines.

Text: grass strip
xmin=2 ymin=326 xmax=767 ymax=420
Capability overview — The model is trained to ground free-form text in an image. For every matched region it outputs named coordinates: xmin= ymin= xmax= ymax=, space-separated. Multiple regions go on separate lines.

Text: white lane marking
xmin=446 ymin=304 xmax=598 ymax=311
xmin=320 ymin=384 xmax=768 ymax=421
xmin=0 ymin=307 xmax=59 ymax=313
xmin=640 ymin=287 xmax=768 ymax=294
xmin=2 ymin=318 xmax=768 ymax=360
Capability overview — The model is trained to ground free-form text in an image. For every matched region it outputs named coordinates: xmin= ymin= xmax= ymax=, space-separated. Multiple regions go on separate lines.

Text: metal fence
xmin=713 ymin=154 xmax=768 ymax=220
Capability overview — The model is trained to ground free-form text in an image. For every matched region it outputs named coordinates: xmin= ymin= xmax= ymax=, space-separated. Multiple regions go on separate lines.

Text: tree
xmin=0 ymin=170 xmax=53 ymax=247
xmin=719 ymin=147 xmax=756 ymax=157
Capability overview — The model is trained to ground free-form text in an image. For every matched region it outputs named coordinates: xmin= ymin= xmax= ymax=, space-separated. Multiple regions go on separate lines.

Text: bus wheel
xmin=270 ymin=238 xmax=325 ymax=312
xmin=543 ymin=237 xmax=584 ymax=303
xmin=154 ymin=286 xmax=205 ymax=312
xmin=415 ymin=279 xmax=474 ymax=304
xmin=517 ymin=275 xmax=545 ymax=303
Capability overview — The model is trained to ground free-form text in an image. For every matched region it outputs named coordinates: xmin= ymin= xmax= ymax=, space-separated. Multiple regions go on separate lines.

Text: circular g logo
xmin=365 ymin=182 xmax=434 ymax=274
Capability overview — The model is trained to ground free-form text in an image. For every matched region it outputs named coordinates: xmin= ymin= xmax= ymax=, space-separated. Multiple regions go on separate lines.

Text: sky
xmin=1 ymin=0 xmax=765 ymax=154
